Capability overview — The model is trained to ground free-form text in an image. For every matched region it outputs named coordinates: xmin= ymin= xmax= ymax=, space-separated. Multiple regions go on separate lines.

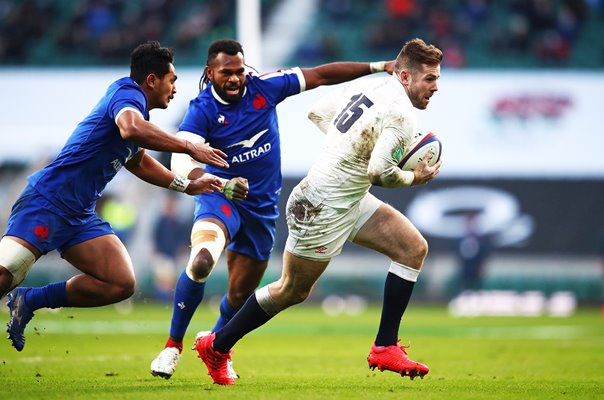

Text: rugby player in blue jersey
xmin=150 ymin=39 xmax=394 ymax=379
xmin=0 ymin=41 xmax=232 ymax=352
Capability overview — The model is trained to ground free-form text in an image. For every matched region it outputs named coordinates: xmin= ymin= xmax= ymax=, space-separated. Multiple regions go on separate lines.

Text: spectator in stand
xmin=454 ymin=211 xmax=491 ymax=293
xmin=151 ymin=194 xmax=191 ymax=302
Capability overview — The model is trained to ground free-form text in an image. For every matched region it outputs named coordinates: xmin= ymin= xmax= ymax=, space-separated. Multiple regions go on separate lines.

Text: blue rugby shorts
xmin=4 ymin=185 xmax=114 ymax=255
xmin=193 ymin=192 xmax=277 ymax=261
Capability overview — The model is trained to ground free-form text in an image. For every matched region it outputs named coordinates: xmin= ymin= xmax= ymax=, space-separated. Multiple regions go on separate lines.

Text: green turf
xmin=1 ymin=303 xmax=602 ymax=399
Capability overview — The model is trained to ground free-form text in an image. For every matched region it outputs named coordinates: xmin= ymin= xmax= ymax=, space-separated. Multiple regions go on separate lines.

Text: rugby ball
xmin=398 ymin=132 xmax=442 ymax=171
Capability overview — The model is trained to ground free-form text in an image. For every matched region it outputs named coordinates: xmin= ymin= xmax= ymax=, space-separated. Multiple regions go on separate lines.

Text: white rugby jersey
xmin=301 ymin=76 xmax=418 ymax=209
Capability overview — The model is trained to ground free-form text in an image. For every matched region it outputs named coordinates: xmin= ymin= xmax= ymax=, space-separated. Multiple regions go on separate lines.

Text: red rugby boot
xmin=193 ymin=332 xmax=235 ymax=385
xmin=367 ymin=341 xmax=429 ymax=380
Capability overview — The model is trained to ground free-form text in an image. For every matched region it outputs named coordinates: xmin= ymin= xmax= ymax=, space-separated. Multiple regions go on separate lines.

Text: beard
xmin=410 ymin=89 xmax=428 ymax=110
xmin=213 ymin=83 xmax=244 ymax=103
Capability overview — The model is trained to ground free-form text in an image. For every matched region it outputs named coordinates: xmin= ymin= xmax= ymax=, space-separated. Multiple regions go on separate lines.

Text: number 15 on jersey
xmin=333 ymin=93 xmax=374 ymax=133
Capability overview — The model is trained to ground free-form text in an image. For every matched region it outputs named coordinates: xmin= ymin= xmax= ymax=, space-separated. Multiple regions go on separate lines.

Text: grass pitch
xmin=1 ymin=302 xmax=602 ymax=400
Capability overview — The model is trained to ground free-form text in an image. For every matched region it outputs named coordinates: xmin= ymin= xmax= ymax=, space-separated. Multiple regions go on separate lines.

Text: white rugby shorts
xmin=284 ymin=185 xmax=382 ymax=261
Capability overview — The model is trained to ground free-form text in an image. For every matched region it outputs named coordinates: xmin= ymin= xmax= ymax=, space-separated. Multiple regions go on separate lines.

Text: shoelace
xmin=396 ymin=340 xmax=412 ymax=355
xmin=206 ymin=348 xmax=232 ymax=371
xmin=160 ymin=348 xmax=180 ymax=363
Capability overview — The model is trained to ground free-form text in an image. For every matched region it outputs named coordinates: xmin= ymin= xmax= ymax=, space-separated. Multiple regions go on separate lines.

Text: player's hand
xmin=221 ymin=177 xmax=249 ymax=201
xmin=411 ymin=151 xmax=442 ymax=185
xmin=384 ymin=60 xmax=396 ymax=75
xmin=187 ymin=141 xmax=229 ymax=169
xmin=185 ymin=174 xmax=224 ymax=195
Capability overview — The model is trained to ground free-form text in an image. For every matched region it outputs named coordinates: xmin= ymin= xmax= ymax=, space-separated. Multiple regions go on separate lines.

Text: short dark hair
xmin=130 ymin=41 xmax=174 ymax=84
xmin=206 ymin=39 xmax=244 ymax=66
xmin=395 ymin=38 xmax=443 ymax=74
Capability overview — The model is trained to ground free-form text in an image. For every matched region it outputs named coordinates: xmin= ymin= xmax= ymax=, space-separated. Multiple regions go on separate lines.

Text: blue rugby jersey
xmin=179 ymin=68 xmax=306 ymax=216
xmin=27 ymin=77 xmax=146 ymax=220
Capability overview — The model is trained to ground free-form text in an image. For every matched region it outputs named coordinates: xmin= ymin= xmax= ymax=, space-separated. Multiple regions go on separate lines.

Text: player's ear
xmin=205 ymin=65 xmax=213 ymax=80
xmin=399 ymin=70 xmax=410 ymax=85
xmin=145 ymin=73 xmax=158 ymax=89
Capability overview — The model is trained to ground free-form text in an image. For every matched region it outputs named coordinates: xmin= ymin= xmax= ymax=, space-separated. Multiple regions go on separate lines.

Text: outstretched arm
xmin=301 ymin=60 xmax=394 ymax=91
xmin=171 ymin=131 xmax=249 ymax=201
xmin=125 ymin=150 xmax=223 ymax=195
xmin=116 ymin=109 xmax=229 ymax=168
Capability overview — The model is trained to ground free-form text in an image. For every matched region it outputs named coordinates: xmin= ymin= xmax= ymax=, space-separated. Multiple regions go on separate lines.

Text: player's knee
xmin=407 ymin=236 xmax=429 ymax=268
xmin=113 ymin=278 xmax=136 ymax=302
xmin=416 ymin=236 xmax=429 ymax=260
xmin=0 ymin=237 xmax=36 ymax=291
xmin=188 ymin=249 xmax=215 ymax=281
xmin=279 ymin=284 xmax=312 ymax=307
xmin=186 ymin=221 xmax=226 ymax=282
xmin=289 ymin=289 xmax=311 ymax=306
xmin=392 ymin=234 xmax=428 ymax=269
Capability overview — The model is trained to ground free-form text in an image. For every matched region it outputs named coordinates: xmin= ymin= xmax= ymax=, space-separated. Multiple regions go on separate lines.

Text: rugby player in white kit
xmin=195 ymin=38 xmax=443 ymax=384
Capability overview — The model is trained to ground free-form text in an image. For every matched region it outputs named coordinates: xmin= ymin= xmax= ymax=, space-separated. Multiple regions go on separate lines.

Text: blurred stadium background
xmin=0 ymin=0 xmax=603 ymax=314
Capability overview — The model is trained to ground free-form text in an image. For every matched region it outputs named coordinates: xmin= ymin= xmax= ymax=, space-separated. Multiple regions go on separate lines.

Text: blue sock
xmin=213 ymin=294 xmax=272 ymax=354
xmin=24 ymin=281 xmax=69 ymax=311
xmin=212 ymin=294 xmax=239 ymax=332
xmin=169 ymin=270 xmax=205 ymax=342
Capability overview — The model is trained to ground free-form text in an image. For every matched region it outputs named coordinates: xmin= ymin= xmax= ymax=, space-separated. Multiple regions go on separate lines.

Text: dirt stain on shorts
xmin=287 ymin=196 xmax=323 ymax=223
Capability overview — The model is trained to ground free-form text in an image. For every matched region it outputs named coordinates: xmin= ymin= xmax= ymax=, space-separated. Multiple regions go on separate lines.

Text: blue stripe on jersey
xmin=27 ymin=77 xmax=146 ymax=221
xmin=179 ymin=68 xmax=304 ymax=212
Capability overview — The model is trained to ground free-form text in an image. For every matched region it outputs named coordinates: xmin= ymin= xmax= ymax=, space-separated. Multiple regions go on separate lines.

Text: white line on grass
xmin=14 ymin=354 xmax=142 ymax=364
xmin=25 ymin=320 xmax=586 ymax=339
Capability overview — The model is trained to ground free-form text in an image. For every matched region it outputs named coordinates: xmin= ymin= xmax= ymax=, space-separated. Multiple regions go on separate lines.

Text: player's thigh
xmin=285 ymin=187 xmax=356 ymax=260
xmin=351 ymin=203 xmax=428 ymax=263
xmin=62 ymin=234 xmax=134 ymax=285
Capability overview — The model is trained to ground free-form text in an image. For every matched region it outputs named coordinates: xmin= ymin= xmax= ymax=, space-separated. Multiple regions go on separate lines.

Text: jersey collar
xmin=391 ymin=75 xmax=413 ymax=106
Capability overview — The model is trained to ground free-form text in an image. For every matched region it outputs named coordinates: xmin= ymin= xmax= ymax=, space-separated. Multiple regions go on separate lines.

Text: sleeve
xmin=256 ymin=67 xmax=305 ymax=104
xmin=171 ymin=131 xmax=206 ymax=177
xmin=109 ymin=86 xmax=147 ymax=122
xmin=178 ymin=99 xmax=211 ymax=140
xmin=307 ymin=85 xmax=348 ymax=134
xmin=366 ymin=111 xmax=416 ymax=187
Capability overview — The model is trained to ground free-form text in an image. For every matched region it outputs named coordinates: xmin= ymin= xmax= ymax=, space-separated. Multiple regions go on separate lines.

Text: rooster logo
xmin=34 ymin=225 xmax=49 ymax=240
xmin=252 ymin=94 xmax=268 ymax=110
